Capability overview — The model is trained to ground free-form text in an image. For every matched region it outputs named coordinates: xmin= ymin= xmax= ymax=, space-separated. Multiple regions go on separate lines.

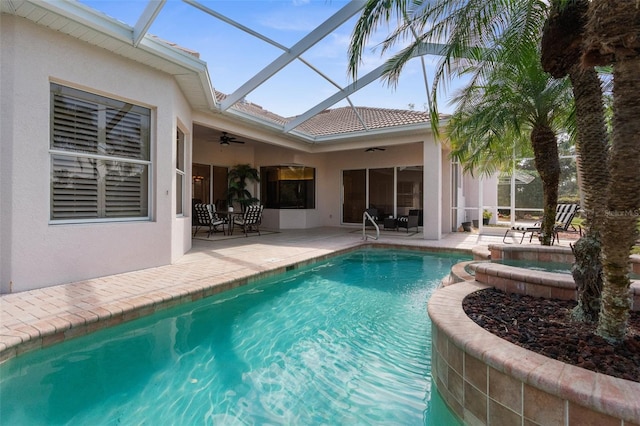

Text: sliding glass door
xmin=212 ymin=166 xmax=228 ymax=210
xmin=397 ymin=166 xmax=423 ymax=216
xmin=342 ymin=167 xmax=423 ymax=224
xmin=342 ymin=169 xmax=366 ymax=223
xmin=192 ymin=163 xmax=210 ymax=204
xmin=369 ymin=168 xmax=394 ymax=219
xmin=192 ymin=164 xmax=228 ymax=210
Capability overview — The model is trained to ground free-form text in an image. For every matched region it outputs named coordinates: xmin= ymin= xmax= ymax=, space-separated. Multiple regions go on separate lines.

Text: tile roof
xmin=295 ymin=106 xmax=432 ymax=136
xmin=150 ymin=35 xmax=200 ymax=58
xmin=224 ymin=97 xmax=290 ymax=127
xmin=217 ymin=92 xmax=436 ymax=138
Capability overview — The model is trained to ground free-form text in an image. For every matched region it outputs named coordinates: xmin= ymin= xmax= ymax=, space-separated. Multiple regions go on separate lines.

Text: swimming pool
xmin=0 ymin=249 xmax=468 ymax=425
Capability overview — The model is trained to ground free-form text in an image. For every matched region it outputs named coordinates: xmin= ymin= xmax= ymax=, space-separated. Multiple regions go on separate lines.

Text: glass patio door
xmin=369 ymin=168 xmax=394 ymax=219
xmin=397 ymin=166 xmax=423 ymax=216
xmin=342 ymin=169 xmax=366 ymax=223
xmin=343 ymin=167 xmax=423 ymax=224
xmin=192 ymin=163 xmax=210 ymax=204
xmin=212 ymin=166 xmax=228 ymax=210
xmin=192 ymin=164 xmax=228 ymax=210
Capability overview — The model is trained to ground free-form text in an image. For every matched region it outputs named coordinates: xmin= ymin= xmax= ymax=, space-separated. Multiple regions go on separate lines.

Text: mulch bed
xmin=463 ymin=288 xmax=640 ymax=383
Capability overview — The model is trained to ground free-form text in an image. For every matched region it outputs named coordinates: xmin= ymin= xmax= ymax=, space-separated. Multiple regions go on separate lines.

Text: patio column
xmin=423 ymin=139 xmax=442 ymax=240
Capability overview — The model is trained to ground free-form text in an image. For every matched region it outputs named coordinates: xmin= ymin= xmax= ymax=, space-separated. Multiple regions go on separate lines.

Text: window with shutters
xmin=50 ymin=83 xmax=151 ymax=222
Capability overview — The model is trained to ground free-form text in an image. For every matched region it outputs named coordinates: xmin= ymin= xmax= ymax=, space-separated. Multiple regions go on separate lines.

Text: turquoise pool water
xmin=482 ymin=259 xmax=640 ymax=279
xmin=0 ymin=249 xmax=468 ymax=425
xmin=496 ymin=259 xmax=575 ymax=275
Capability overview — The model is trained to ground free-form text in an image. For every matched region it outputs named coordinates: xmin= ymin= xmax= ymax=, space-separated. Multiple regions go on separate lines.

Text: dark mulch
xmin=462 ymin=288 xmax=640 ymax=383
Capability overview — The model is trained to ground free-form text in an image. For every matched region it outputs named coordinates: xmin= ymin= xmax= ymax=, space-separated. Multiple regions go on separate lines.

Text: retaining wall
xmin=429 ymin=282 xmax=640 ymax=425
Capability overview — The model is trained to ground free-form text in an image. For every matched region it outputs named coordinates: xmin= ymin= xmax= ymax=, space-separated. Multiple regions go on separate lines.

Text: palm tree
xmin=348 ymin=0 xmax=560 ymax=243
xmin=227 ymin=164 xmax=260 ymax=212
xmin=582 ymin=0 xmax=640 ymax=341
xmin=448 ymin=120 xmax=532 ymax=177
xmin=540 ymin=0 xmax=609 ymax=321
xmin=446 ymin=43 xmax=573 ymax=247
xmin=348 ymin=1 xmax=548 ymax=121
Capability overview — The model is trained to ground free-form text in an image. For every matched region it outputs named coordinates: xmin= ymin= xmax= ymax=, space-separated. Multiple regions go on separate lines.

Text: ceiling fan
xmin=365 ymin=147 xmax=386 ymax=152
xmin=220 ymin=132 xmax=245 ymax=146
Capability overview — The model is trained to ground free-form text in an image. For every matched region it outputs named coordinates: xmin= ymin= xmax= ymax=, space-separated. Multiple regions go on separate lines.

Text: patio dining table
xmin=217 ymin=210 xmax=243 ymax=235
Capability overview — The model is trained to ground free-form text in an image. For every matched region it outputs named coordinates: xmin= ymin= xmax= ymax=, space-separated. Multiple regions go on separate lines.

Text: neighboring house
xmin=0 ymin=1 xmax=496 ymax=293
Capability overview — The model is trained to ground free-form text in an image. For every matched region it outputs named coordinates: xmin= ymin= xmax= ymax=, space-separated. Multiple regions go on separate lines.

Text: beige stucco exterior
xmin=0 ymin=13 xmax=496 ymax=293
xmin=0 ymin=16 xmax=193 ymax=292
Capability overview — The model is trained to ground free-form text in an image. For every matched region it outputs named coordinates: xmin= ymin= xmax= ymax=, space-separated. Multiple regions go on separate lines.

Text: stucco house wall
xmin=0 ymin=16 xmax=192 ymax=293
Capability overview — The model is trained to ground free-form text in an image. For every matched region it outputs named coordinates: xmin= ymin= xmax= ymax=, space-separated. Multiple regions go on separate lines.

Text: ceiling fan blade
xmin=220 ymin=132 xmax=245 ymax=145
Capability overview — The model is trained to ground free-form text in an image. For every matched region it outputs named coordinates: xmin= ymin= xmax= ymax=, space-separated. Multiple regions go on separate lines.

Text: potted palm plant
xmin=227 ymin=164 xmax=260 ymax=212
xmin=483 ymin=209 xmax=493 ymax=225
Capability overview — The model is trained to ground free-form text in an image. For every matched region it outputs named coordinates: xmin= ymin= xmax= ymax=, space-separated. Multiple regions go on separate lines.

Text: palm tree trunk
xmin=597 ymin=57 xmax=640 ymax=341
xmin=583 ymin=0 xmax=640 ymax=341
xmin=540 ymin=0 xmax=608 ymax=320
xmin=568 ymin=66 xmax=609 ymax=321
xmin=569 ymin=67 xmax=609 ymax=236
xmin=531 ymin=125 xmax=560 ymax=246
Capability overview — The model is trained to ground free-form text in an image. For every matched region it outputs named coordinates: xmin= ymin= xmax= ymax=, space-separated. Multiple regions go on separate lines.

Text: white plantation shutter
xmin=105 ymin=107 xmax=148 ymax=158
xmin=50 ymin=84 xmax=150 ymax=222
xmin=105 ymin=161 xmax=149 ymax=217
xmin=52 ymin=96 xmax=99 ymax=153
xmin=51 ymin=155 xmax=99 ymax=219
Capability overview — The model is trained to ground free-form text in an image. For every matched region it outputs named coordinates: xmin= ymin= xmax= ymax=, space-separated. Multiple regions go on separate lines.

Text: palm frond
xmin=445 ymin=37 xmax=573 ymax=175
xmin=347 ymin=0 xmax=408 ymax=80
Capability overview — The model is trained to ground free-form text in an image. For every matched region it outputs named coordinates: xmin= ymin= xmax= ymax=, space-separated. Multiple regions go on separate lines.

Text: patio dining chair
xmin=233 ymin=204 xmax=264 ymax=236
xmin=193 ymin=203 xmax=226 ymax=237
xmin=503 ymin=203 xmax=581 ymax=244
xmin=398 ymin=210 xmax=420 ymax=233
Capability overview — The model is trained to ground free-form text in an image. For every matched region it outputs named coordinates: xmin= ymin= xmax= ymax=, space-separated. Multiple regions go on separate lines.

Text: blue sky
xmin=80 ymin=0 xmax=457 ymax=118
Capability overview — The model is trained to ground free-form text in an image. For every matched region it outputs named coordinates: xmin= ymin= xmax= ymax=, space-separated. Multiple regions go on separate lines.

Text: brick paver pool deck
xmin=0 ymin=227 xmax=569 ymax=363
